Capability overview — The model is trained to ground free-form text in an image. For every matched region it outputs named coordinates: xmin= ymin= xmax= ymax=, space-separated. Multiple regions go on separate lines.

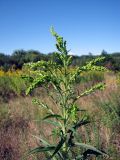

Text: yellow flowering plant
xmin=24 ymin=28 xmax=108 ymax=160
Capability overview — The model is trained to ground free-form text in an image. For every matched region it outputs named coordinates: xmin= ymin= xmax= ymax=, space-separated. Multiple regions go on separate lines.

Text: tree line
xmin=0 ymin=49 xmax=120 ymax=71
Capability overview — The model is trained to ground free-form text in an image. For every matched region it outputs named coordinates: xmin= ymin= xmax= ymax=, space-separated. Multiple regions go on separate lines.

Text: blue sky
xmin=0 ymin=0 xmax=120 ymax=55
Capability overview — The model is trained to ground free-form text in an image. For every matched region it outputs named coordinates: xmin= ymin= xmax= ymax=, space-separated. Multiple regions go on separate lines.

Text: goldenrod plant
xmin=24 ymin=27 xmax=108 ymax=160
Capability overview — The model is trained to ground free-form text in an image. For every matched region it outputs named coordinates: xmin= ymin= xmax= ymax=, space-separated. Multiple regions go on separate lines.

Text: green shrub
xmin=10 ymin=76 xmax=27 ymax=95
xmin=0 ymin=76 xmax=15 ymax=102
xmin=0 ymin=75 xmax=27 ymax=102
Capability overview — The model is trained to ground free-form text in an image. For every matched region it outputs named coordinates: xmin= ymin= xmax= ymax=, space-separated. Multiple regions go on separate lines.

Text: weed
xmin=24 ymin=28 xmax=107 ymax=159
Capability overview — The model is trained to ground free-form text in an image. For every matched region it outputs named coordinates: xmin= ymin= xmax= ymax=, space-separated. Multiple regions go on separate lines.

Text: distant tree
xmin=88 ymin=52 xmax=93 ymax=57
xmin=0 ymin=53 xmax=11 ymax=71
xmin=11 ymin=50 xmax=27 ymax=68
xmin=101 ymin=50 xmax=108 ymax=56
xmin=0 ymin=53 xmax=5 ymax=66
xmin=0 ymin=49 xmax=120 ymax=71
xmin=111 ymin=53 xmax=120 ymax=71
xmin=25 ymin=50 xmax=46 ymax=62
xmin=100 ymin=50 xmax=115 ymax=70
xmin=0 ymin=53 xmax=9 ymax=65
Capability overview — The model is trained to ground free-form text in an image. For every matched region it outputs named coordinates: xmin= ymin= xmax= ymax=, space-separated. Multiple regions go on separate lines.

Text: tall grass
xmin=77 ymin=72 xmax=120 ymax=159
xmin=0 ymin=72 xmax=120 ymax=159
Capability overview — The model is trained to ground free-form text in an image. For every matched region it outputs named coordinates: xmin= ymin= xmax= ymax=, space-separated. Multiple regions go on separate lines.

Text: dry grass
xmin=0 ymin=72 xmax=120 ymax=159
xmin=76 ymin=72 xmax=120 ymax=159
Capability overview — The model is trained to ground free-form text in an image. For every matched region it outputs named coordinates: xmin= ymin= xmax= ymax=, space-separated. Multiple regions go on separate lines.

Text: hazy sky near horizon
xmin=0 ymin=0 xmax=120 ymax=55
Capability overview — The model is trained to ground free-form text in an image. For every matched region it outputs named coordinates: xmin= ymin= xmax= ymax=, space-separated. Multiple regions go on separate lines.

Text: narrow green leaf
xmin=74 ymin=155 xmax=83 ymax=160
xmin=50 ymin=137 xmax=66 ymax=158
xmin=74 ymin=142 xmax=106 ymax=156
xmin=77 ymin=109 xmax=86 ymax=112
xmin=43 ymin=114 xmax=63 ymax=120
xmin=57 ymin=151 xmax=64 ymax=160
xmin=32 ymin=135 xmax=50 ymax=146
xmin=21 ymin=75 xmax=34 ymax=83
xmin=28 ymin=146 xmax=55 ymax=155
xmin=82 ymin=149 xmax=105 ymax=158
xmin=68 ymin=119 xmax=90 ymax=133
xmin=44 ymin=119 xmax=61 ymax=127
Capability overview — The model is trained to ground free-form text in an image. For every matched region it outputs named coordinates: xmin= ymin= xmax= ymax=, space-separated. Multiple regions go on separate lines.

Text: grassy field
xmin=0 ymin=70 xmax=120 ymax=160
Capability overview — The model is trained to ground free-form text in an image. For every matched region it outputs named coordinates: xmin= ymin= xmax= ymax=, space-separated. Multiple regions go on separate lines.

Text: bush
xmin=0 ymin=71 xmax=27 ymax=102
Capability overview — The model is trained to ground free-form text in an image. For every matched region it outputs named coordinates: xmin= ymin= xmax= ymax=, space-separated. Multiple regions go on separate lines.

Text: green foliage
xmin=10 ymin=76 xmax=27 ymax=95
xmin=1 ymin=48 xmax=120 ymax=71
xmin=0 ymin=75 xmax=26 ymax=102
xmin=0 ymin=50 xmax=47 ymax=71
xmin=0 ymin=76 xmax=14 ymax=102
xmin=24 ymin=27 xmax=107 ymax=159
